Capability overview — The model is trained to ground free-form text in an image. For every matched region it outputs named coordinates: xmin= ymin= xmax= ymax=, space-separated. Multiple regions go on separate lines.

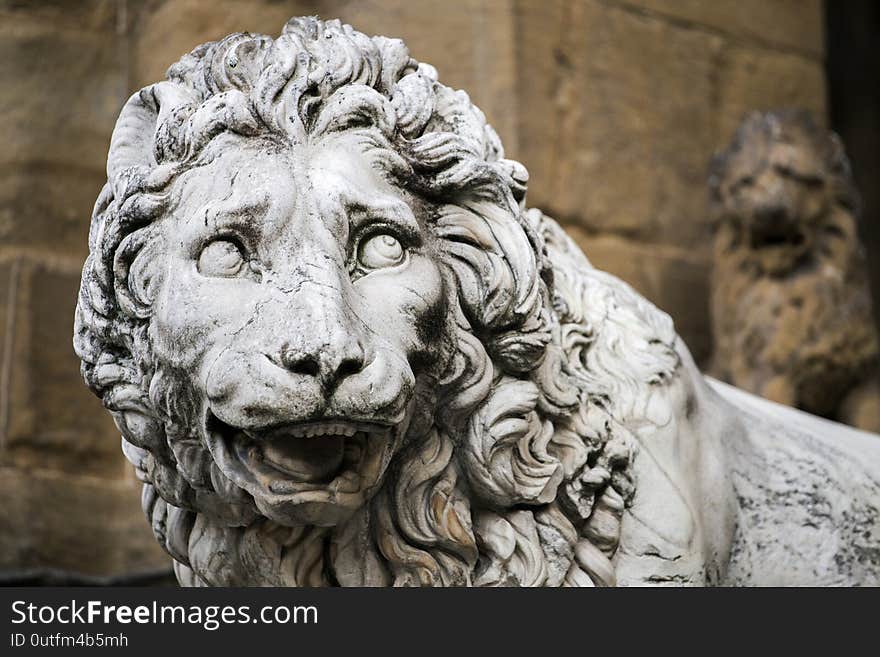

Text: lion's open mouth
xmin=238 ymin=424 xmax=349 ymax=483
xmin=747 ymin=209 xmax=807 ymax=251
xmin=205 ymin=413 xmax=395 ymax=501
xmin=750 ymin=227 xmax=805 ymax=250
xmin=232 ymin=421 xmax=384 ymax=487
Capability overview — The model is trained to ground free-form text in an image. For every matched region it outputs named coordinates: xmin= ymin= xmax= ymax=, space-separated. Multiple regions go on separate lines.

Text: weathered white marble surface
xmin=709 ymin=378 xmax=880 ymax=585
xmin=74 ymin=16 xmax=880 ymax=587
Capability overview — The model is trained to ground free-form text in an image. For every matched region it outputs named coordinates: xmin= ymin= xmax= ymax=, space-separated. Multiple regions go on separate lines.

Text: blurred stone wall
xmin=0 ymin=0 xmax=827 ymax=578
xmin=0 ymin=0 xmax=168 ymax=579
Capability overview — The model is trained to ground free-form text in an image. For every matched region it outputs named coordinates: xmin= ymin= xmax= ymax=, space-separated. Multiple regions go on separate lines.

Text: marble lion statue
xmin=74 ymin=17 xmax=880 ymax=586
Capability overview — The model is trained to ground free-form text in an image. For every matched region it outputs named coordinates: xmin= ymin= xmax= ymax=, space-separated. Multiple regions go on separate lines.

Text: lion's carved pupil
xmin=359 ymin=233 xmax=404 ymax=269
xmin=198 ymin=239 xmax=245 ymax=277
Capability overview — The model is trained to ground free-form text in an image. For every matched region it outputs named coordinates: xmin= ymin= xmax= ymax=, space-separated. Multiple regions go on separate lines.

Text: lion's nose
xmin=279 ymin=336 xmax=366 ymax=390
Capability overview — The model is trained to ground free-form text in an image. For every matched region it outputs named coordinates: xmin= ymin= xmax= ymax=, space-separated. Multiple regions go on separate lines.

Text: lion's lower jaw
xmin=173 ymin=510 xmax=361 ymax=587
xmin=159 ymin=498 xmax=623 ymax=588
xmin=156 ymin=501 xmax=398 ymax=586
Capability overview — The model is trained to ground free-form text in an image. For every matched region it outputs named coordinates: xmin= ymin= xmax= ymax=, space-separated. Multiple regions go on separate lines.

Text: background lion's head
xmin=709 ymin=108 xmax=861 ymax=277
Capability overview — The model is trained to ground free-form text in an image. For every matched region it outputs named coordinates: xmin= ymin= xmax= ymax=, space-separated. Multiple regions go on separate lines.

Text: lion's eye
xmin=733 ymin=175 xmax=755 ymax=192
xmin=198 ymin=239 xmax=246 ymax=277
xmin=358 ymin=233 xmax=405 ymax=270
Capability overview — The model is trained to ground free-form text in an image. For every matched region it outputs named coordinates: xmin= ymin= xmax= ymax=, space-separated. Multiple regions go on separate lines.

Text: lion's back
xmin=710 ymin=378 xmax=880 ymax=586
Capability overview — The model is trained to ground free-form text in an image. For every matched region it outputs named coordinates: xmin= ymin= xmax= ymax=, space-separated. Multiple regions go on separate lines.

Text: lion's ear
xmin=107 ymin=82 xmax=194 ymax=179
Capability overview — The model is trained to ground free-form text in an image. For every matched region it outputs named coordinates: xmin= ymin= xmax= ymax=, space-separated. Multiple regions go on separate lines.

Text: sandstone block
xmin=0 ymin=163 xmax=104 ymax=258
xmin=3 ymin=258 xmax=124 ymax=477
xmin=717 ymin=45 xmax=826 ymax=146
xmin=514 ymin=0 xmax=723 ymax=249
xmin=0 ymin=0 xmax=118 ymax=33
xmin=0 ymin=466 xmax=168 ymax=576
xmin=0 ymin=17 xmax=126 ymax=170
xmin=623 ymin=0 xmax=824 ymax=57
xmin=0 ymin=258 xmax=13 ymax=454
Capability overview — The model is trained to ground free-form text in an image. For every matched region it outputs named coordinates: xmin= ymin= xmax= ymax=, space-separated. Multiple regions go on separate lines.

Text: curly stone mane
xmin=74 ymin=17 xmax=679 ymax=586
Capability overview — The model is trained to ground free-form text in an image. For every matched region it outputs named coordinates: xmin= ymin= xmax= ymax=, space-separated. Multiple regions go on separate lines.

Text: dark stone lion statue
xmin=710 ymin=109 xmax=880 ymax=432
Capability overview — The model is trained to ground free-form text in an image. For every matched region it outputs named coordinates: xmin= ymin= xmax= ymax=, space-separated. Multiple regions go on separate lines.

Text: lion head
xmin=709 ymin=109 xmax=861 ymax=277
xmin=75 ymin=17 xmax=679 ymax=587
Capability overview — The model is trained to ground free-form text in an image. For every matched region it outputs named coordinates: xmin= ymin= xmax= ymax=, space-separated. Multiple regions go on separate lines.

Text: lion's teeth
xmin=269 ymin=423 xmax=370 ymax=439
